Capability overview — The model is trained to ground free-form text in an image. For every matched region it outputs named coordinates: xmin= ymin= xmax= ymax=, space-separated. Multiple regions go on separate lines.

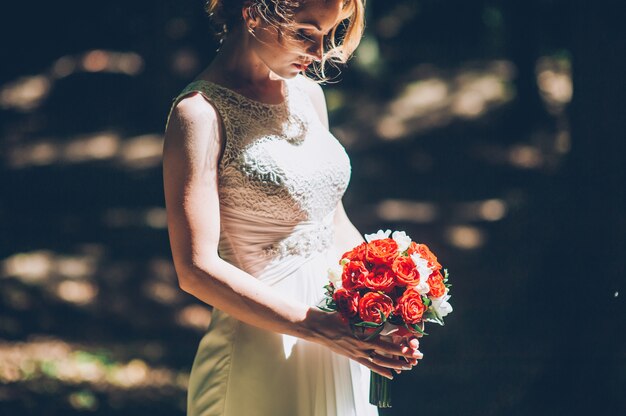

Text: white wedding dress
xmin=168 ymin=75 xmax=378 ymax=416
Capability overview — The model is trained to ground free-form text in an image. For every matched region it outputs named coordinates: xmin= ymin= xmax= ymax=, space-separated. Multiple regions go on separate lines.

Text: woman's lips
xmin=292 ymin=63 xmax=308 ymax=71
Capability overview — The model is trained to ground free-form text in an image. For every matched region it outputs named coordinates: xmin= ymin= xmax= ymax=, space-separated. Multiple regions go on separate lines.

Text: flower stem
xmin=369 ymin=372 xmax=392 ymax=408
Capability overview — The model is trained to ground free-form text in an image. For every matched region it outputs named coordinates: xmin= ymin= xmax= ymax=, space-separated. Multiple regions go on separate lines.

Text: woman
xmin=163 ymin=0 xmax=422 ymax=414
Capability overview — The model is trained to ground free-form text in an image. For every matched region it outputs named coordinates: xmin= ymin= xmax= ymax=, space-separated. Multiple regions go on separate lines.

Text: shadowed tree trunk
xmin=528 ymin=1 xmax=625 ymax=414
xmin=501 ymin=0 xmax=556 ymax=142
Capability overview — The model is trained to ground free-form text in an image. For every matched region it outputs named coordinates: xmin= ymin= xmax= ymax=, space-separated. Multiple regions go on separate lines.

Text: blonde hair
xmin=205 ymin=0 xmax=366 ymax=80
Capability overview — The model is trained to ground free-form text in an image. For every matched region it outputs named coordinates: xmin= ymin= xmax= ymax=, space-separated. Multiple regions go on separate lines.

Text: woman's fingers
xmin=367 ymin=352 xmax=414 ymax=370
xmin=355 ymin=357 xmax=394 ymax=380
xmin=370 ymin=338 xmax=423 ymax=360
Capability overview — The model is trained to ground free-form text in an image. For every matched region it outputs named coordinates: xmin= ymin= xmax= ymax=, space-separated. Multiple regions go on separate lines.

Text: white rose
xmin=416 ymin=280 xmax=431 ymax=295
xmin=327 ymin=264 xmax=343 ymax=288
xmin=431 ymin=293 xmax=453 ymax=318
xmin=392 ymin=230 xmax=411 ymax=252
xmin=410 ymin=253 xmax=434 ymax=280
xmin=364 ymin=229 xmax=391 ymax=243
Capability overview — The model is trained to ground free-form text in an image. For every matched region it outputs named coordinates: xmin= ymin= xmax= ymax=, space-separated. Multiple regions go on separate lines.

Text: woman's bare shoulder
xmin=165 ymin=92 xmax=222 ymax=162
xmin=170 ymin=92 xmax=220 ymax=129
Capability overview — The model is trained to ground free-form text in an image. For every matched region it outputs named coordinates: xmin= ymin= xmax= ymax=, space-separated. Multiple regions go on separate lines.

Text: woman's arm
xmin=163 ymin=93 xmax=419 ymax=377
xmin=164 ymin=94 xmax=312 ymax=339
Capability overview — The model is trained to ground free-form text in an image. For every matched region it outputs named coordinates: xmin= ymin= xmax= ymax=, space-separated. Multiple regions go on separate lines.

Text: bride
xmin=163 ymin=0 xmax=422 ymax=414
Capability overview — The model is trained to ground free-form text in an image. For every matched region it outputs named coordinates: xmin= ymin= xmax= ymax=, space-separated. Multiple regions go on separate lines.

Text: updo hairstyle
xmin=205 ymin=0 xmax=366 ymax=78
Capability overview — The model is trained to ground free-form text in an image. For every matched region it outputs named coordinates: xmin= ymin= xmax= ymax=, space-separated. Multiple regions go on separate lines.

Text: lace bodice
xmin=168 ymin=75 xmax=351 ymax=269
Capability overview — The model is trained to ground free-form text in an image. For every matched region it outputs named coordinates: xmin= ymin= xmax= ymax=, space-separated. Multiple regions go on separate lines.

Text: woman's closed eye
xmin=296 ymin=29 xmax=316 ymax=43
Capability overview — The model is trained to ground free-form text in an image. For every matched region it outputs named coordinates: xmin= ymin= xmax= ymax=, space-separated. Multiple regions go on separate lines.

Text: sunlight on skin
xmin=0 ymin=338 xmax=188 ymax=391
xmin=0 ymin=50 xmax=143 ymax=112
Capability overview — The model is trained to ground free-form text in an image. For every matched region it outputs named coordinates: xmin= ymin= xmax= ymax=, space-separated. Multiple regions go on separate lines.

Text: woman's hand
xmin=305 ymin=309 xmax=423 ymax=380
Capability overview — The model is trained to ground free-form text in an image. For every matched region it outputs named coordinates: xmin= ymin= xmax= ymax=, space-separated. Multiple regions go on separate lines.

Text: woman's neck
xmin=203 ymin=28 xmax=282 ymax=91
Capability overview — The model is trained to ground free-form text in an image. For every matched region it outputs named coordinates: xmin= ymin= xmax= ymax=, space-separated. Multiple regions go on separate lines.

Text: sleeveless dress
xmin=167 ymin=75 xmax=379 ymax=416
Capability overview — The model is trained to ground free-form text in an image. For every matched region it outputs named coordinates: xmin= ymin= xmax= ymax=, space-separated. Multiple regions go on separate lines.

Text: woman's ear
xmin=241 ymin=2 xmax=260 ymax=31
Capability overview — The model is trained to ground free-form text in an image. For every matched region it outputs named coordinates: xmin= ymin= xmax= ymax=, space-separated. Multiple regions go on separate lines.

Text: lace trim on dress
xmin=169 ymin=76 xmax=352 ymax=226
xmin=260 ymin=221 xmax=334 ymax=259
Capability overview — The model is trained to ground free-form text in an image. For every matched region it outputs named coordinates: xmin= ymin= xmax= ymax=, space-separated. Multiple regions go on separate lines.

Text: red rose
xmin=365 ymin=238 xmax=399 ymax=266
xmin=407 ymin=242 xmax=442 ymax=270
xmin=427 ymin=271 xmax=446 ymax=298
xmin=358 ymin=292 xmax=394 ymax=324
xmin=342 ymin=261 xmax=368 ymax=290
xmin=395 ymin=288 xmax=425 ymax=324
xmin=394 ymin=325 xmax=414 ymax=337
xmin=391 ymin=255 xmax=420 ymax=286
xmin=333 ymin=288 xmax=360 ymax=318
xmin=341 ymin=242 xmax=367 ymax=262
xmin=363 ymin=265 xmax=396 ymax=293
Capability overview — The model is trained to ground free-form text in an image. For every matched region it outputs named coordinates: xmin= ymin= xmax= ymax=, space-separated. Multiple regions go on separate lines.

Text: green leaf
xmin=410 ymin=323 xmax=428 ymax=335
xmin=354 ymin=321 xmax=382 ymax=328
xmin=318 ymin=306 xmax=336 ymax=312
xmin=377 ymin=308 xmax=387 ymax=324
xmin=424 ymin=310 xmax=444 ymax=326
xmin=363 ymin=324 xmax=385 ymax=341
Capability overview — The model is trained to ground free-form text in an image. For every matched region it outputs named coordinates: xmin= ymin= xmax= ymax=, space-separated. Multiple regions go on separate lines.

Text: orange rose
xmin=363 ymin=265 xmax=396 ymax=293
xmin=393 ymin=325 xmax=414 ymax=338
xmin=333 ymin=288 xmax=360 ymax=318
xmin=342 ymin=261 xmax=368 ymax=290
xmin=427 ymin=271 xmax=446 ymax=298
xmin=395 ymin=288 xmax=425 ymax=324
xmin=407 ymin=242 xmax=442 ymax=270
xmin=358 ymin=292 xmax=394 ymax=324
xmin=392 ymin=255 xmax=420 ymax=286
xmin=365 ymin=238 xmax=399 ymax=266
xmin=341 ymin=242 xmax=367 ymax=262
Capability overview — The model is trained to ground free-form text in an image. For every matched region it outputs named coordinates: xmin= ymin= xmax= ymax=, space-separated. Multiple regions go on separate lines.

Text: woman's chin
xmin=272 ymin=64 xmax=304 ymax=79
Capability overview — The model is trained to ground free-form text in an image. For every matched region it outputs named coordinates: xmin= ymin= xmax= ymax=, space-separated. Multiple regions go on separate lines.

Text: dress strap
xmin=165 ymin=80 xmax=235 ymax=168
xmin=165 ymin=80 xmax=231 ymax=132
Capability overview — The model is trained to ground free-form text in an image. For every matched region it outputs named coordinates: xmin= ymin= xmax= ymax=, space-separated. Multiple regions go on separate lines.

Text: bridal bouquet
xmin=319 ymin=229 xmax=453 ymax=408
